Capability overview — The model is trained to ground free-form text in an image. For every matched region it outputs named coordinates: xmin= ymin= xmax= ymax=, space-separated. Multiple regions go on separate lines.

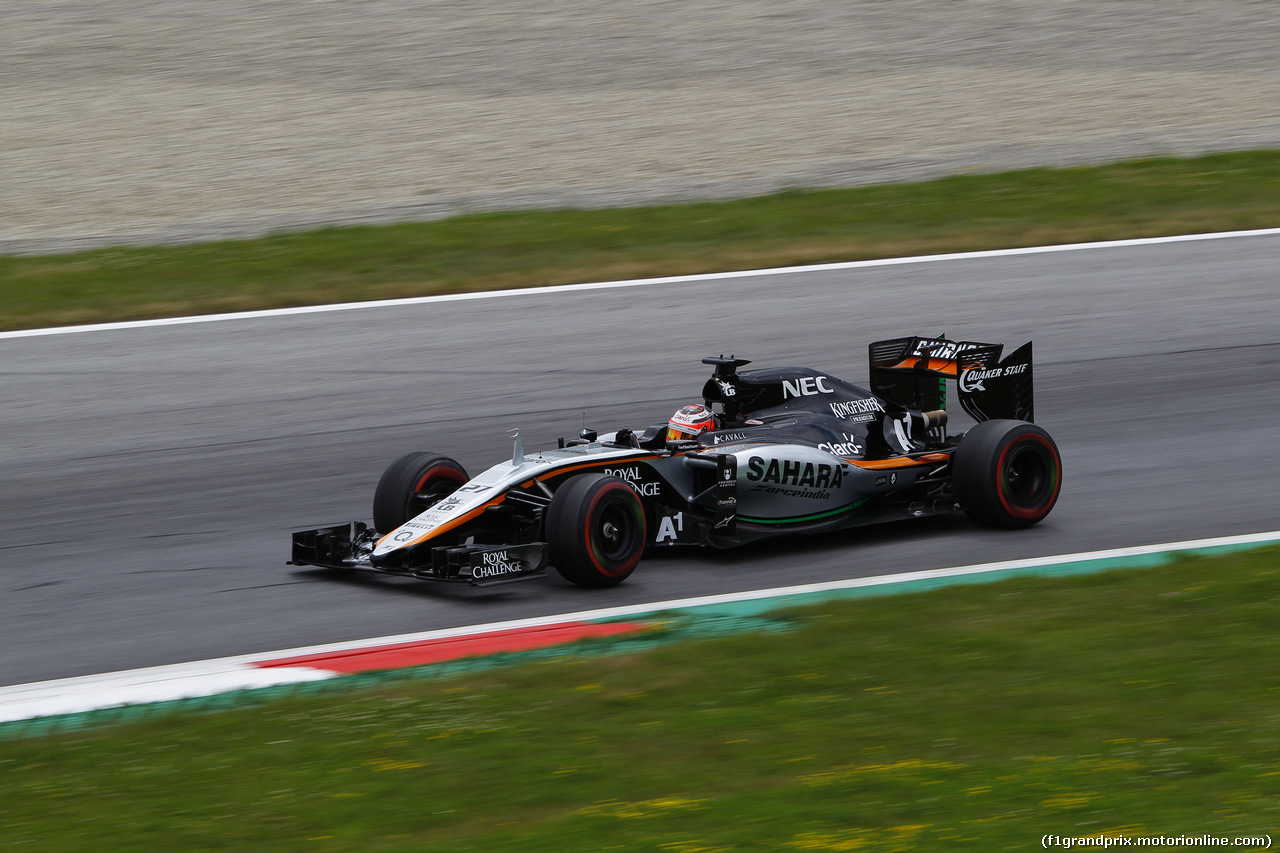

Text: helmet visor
xmin=666 ymin=425 xmax=702 ymax=442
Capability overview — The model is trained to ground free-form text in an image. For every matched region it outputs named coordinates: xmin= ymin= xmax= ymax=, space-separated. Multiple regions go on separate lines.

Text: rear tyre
xmin=952 ymin=420 xmax=1062 ymax=529
xmin=372 ymin=452 xmax=469 ymax=533
xmin=546 ymin=474 xmax=646 ymax=587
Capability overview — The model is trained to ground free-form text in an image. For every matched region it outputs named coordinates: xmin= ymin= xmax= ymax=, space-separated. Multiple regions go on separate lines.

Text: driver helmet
xmin=666 ymin=404 xmax=717 ymax=442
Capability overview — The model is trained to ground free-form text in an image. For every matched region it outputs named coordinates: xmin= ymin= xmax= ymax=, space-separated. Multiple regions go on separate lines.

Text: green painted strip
xmin=652 ymin=539 xmax=1276 ymax=619
xmin=739 ymin=498 xmax=870 ymax=525
xmin=5 ymin=535 xmax=1276 ymax=740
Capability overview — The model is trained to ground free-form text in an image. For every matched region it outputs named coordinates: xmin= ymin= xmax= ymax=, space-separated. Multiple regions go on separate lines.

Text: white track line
xmin=4 ymin=227 xmax=1279 ymax=341
xmin=2 ymin=530 xmax=1276 ymax=723
xmin=0 ymin=664 xmax=334 ymax=723
xmin=229 ymin=529 xmax=1280 ymax=663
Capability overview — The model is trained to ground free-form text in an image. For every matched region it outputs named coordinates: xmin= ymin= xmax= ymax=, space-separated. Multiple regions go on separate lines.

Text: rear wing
xmin=868 ymin=336 xmax=1035 ymax=422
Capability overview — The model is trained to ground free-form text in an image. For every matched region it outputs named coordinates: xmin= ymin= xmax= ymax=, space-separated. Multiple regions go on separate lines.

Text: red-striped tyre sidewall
xmin=547 ymin=474 xmax=646 ymax=587
xmin=953 ymin=420 xmax=1062 ymax=529
xmin=583 ymin=481 xmax=647 ymax=577
xmin=372 ymin=452 xmax=469 ymax=534
xmin=996 ymin=431 xmax=1061 ymax=521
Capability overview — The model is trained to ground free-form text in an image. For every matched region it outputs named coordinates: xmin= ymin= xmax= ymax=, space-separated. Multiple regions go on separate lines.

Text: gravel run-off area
xmin=3 ymin=0 xmax=1279 ymax=254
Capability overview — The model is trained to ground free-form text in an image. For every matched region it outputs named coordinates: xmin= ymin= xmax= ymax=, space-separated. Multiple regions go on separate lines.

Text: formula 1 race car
xmin=290 ymin=336 xmax=1062 ymax=588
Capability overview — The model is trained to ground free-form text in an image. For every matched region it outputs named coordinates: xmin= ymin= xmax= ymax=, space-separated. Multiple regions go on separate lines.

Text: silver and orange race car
xmin=289 ymin=336 xmax=1062 ymax=588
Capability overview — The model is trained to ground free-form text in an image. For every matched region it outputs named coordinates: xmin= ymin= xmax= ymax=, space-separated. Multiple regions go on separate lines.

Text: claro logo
xmin=818 ymin=433 xmax=864 ymax=457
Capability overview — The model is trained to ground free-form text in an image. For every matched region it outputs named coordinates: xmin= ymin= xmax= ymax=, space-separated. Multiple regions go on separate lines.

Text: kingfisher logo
xmin=829 ymin=398 xmax=884 ymax=420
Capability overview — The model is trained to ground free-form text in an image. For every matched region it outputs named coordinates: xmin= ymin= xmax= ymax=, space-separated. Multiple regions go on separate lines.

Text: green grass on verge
xmin=4 ymin=548 xmax=1279 ymax=851
xmin=3 ymin=150 xmax=1279 ymax=332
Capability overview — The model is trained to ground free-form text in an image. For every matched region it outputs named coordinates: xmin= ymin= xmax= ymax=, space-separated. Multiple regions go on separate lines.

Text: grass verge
xmin=3 ymin=547 xmax=1279 ymax=851
xmin=3 ymin=150 xmax=1279 ymax=332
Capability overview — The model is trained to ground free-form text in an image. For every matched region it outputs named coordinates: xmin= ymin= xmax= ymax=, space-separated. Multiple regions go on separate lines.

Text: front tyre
xmin=372 ymin=452 xmax=469 ymax=533
xmin=952 ymin=420 xmax=1062 ymax=529
xmin=546 ymin=474 xmax=646 ymax=587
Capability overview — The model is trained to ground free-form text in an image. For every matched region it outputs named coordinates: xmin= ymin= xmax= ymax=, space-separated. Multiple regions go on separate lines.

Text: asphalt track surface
xmin=3 ymin=234 xmax=1278 ymax=687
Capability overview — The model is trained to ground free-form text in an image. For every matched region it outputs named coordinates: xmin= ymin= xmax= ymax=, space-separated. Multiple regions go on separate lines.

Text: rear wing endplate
xmin=868 ymin=336 xmax=1035 ymax=422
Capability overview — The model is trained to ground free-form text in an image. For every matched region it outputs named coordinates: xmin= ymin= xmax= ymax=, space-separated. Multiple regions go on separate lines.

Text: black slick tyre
xmin=372 ymin=452 xmax=469 ymax=533
xmin=546 ymin=474 xmax=646 ymax=587
xmin=952 ymin=420 xmax=1062 ymax=529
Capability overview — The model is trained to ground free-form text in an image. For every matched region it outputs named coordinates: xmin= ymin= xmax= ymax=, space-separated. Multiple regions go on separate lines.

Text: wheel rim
xmin=594 ymin=502 xmax=638 ymax=563
xmin=1001 ymin=440 xmax=1055 ymax=511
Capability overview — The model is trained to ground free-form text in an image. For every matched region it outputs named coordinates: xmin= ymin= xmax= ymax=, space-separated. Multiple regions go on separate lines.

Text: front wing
xmin=289 ymin=522 xmax=548 ymax=587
